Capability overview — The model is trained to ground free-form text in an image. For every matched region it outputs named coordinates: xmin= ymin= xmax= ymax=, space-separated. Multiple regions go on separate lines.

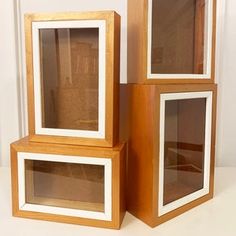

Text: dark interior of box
xmin=39 ymin=28 xmax=99 ymax=131
xmin=163 ymin=97 xmax=206 ymax=205
xmin=151 ymin=0 xmax=205 ymax=74
xmin=25 ymin=160 xmax=105 ymax=212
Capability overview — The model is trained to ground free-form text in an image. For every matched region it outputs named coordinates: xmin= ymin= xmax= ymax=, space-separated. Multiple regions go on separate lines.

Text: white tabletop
xmin=0 ymin=167 xmax=236 ymax=236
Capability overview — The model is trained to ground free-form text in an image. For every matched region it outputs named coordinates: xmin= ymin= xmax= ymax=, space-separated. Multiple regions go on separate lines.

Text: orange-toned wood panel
xmin=127 ymin=84 xmax=158 ymax=226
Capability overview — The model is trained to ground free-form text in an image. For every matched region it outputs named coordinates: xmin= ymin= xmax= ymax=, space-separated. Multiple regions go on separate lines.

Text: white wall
xmin=0 ymin=0 xmax=21 ymax=166
xmin=216 ymin=0 xmax=236 ymax=166
xmin=0 ymin=0 xmax=235 ymax=167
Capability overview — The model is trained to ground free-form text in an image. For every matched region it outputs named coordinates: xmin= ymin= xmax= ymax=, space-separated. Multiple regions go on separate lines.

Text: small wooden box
xmin=128 ymin=0 xmax=217 ymax=84
xmin=11 ymin=137 xmax=126 ymax=229
xmin=25 ymin=11 xmax=120 ymax=147
xmin=127 ymin=84 xmax=217 ymax=227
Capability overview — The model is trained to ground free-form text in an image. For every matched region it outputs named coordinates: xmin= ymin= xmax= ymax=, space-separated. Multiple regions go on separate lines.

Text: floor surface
xmin=0 ymin=167 xmax=236 ymax=235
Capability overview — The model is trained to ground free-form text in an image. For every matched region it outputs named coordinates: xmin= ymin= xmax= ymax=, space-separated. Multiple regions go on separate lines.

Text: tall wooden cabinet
xmin=11 ymin=11 xmax=126 ymax=229
xmin=127 ymin=0 xmax=217 ymax=227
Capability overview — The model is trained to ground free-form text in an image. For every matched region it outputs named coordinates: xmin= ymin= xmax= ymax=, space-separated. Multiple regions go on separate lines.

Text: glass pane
xmin=25 ymin=160 xmax=104 ymax=212
xmin=164 ymin=98 xmax=206 ymax=205
xmin=39 ymin=28 xmax=99 ymax=131
xmin=151 ymin=0 xmax=207 ymax=74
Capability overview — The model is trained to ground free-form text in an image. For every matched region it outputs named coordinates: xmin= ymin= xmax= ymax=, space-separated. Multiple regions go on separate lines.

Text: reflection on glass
xmin=39 ymin=28 xmax=99 ymax=131
xmin=164 ymin=98 xmax=206 ymax=205
xmin=25 ymin=160 xmax=104 ymax=212
xmin=151 ymin=0 xmax=207 ymax=74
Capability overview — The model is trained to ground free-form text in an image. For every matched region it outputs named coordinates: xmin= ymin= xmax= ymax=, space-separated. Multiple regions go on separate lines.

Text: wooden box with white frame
xmin=127 ymin=84 xmax=217 ymax=227
xmin=128 ymin=0 xmax=217 ymax=84
xmin=25 ymin=11 xmax=120 ymax=147
xmin=11 ymin=137 xmax=126 ymax=229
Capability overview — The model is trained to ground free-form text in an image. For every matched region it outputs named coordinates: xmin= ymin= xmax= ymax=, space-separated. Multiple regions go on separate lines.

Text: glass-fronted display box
xmin=25 ymin=11 xmax=120 ymax=147
xmin=127 ymin=84 xmax=217 ymax=227
xmin=11 ymin=137 xmax=126 ymax=229
xmin=128 ymin=0 xmax=216 ymax=83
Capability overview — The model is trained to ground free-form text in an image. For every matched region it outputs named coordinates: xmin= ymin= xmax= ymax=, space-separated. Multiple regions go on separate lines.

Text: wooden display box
xmin=127 ymin=84 xmax=217 ymax=227
xmin=128 ymin=0 xmax=217 ymax=84
xmin=11 ymin=137 xmax=126 ymax=229
xmin=25 ymin=11 xmax=120 ymax=147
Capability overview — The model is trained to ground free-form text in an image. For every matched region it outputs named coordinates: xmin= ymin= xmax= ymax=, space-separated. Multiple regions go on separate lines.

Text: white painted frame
xmin=147 ymin=0 xmax=213 ymax=79
xmin=32 ymin=20 xmax=106 ymax=139
xmin=17 ymin=152 xmax=112 ymax=221
xmin=158 ymin=91 xmax=213 ymax=216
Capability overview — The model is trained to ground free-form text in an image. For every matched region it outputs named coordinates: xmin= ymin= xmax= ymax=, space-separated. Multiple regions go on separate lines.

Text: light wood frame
xmin=128 ymin=0 xmax=217 ymax=84
xmin=11 ymin=137 xmax=126 ymax=229
xmin=127 ymin=84 xmax=217 ymax=227
xmin=25 ymin=11 xmax=120 ymax=147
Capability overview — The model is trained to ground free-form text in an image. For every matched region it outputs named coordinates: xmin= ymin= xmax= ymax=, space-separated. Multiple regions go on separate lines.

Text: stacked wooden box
xmin=10 ymin=11 xmax=126 ymax=229
xmin=127 ymin=0 xmax=217 ymax=227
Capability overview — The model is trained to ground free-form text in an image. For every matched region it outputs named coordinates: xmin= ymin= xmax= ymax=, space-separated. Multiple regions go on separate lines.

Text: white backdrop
xmin=0 ymin=0 xmax=235 ymax=167
xmin=216 ymin=0 xmax=236 ymax=166
xmin=0 ymin=0 xmax=21 ymax=166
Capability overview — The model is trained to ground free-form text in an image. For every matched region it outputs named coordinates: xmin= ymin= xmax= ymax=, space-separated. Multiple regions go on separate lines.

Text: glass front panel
xmin=25 ymin=160 xmax=104 ymax=212
xmin=40 ymin=28 xmax=99 ymax=131
xmin=164 ymin=98 xmax=206 ymax=205
xmin=151 ymin=0 xmax=208 ymax=74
